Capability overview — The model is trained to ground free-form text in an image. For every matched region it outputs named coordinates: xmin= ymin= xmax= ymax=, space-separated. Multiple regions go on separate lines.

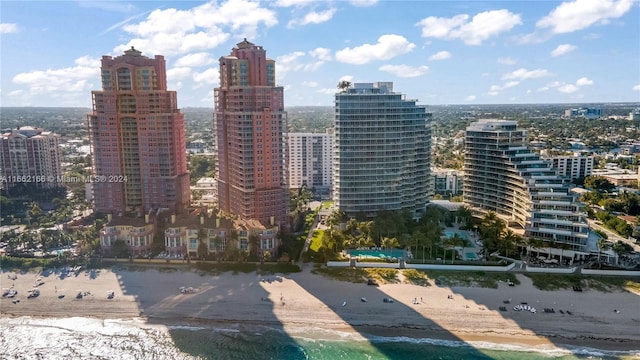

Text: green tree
xmin=584 ymin=176 xmax=615 ymax=193
xmin=478 ymin=212 xmax=505 ymax=258
xmin=248 ymin=232 xmax=260 ymax=260
xmin=197 ymin=228 xmax=208 ymax=259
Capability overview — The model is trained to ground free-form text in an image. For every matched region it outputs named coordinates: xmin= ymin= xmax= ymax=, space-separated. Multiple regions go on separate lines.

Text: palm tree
xmin=447 ymin=233 xmax=465 ymax=263
xmin=213 ymin=235 xmax=222 ymax=256
xmin=597 ymin=238 xmax=609 ymax=267
xmin=381 ymin=237 xmax=400 ymax=255
xmin=248 ymin=232 xmax=260 ymax=260
xmin=337 ymin=80 xmax=352 ymax=93
xmin=479 ymin=212 xmax=505 ymax=258
xmin=455 ymin=206 xmax=474 ymax=228
xmin=196 ymin=228 xmax=208 ymax=260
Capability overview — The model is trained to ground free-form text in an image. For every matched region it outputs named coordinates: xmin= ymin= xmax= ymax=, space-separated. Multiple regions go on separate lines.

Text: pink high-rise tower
xmin=88 ymin=47 xmax=190 ymax=215
xmin=214 ymin=39 xmax=288 ymax=227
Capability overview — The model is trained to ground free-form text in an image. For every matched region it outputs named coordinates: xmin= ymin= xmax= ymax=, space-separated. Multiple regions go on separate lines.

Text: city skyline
xmin=1 ymin=0 xmax=639 ymax=108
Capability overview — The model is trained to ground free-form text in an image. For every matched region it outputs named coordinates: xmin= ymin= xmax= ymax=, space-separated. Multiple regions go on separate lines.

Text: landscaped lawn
xmin=309 ymin=229 xmax=324 ymax=252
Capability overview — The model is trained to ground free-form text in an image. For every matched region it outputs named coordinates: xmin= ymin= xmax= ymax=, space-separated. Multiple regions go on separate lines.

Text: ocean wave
xmin=0 ymin=317 xmax=197 ymax=360
xmin=283 ymin=325 xmax=640 ymax=359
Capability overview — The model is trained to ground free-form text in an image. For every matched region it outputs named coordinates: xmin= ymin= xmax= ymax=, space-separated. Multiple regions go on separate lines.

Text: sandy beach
xmin=1 ymin=264 xmax=639 ymax=354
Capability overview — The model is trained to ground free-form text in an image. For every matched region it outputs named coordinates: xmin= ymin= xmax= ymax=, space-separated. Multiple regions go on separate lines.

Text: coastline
xmin=1 ymin=266 xmax=639 ymax=356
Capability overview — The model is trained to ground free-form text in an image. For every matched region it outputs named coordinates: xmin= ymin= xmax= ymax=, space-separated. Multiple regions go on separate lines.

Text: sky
xmin=1 ymin=0 xmax=639 ymax=108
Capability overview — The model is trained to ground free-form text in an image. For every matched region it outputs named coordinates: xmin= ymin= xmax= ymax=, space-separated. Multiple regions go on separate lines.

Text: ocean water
xmin=0 ymin=317 xmax=638 ymax=360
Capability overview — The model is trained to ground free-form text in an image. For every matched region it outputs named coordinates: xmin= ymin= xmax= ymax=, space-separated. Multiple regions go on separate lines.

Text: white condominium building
xmin=287 ymin=130 xmax=333 ymax=190
xmin=333 ymin=82 xmax=432 ymax=219
xmin=544 ymin=155 xmax=594 ymax=181
xmin=464 ymin=120 xmax=590 ymax=251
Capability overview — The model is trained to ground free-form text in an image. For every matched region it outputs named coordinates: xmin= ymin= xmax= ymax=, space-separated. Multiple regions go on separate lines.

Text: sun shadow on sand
xmin=114 ymin=265 xmax=307 ymax=359
xmin=443 ymin=273 xmax=640 ymax=358
xmin=113 ymin=264 xmax=497 ymax=359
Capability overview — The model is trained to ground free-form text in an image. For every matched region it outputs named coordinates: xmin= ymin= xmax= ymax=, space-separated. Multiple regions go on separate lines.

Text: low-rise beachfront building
xmin=235 ymin=219 xmax=280 ymax=259
xmin=163 ymin=213 xmax=279 ymax=259
xmin=100 ymin=213 xmax=155 ymax=256
xmin=165 ymin=213 xmax=233 ymax=258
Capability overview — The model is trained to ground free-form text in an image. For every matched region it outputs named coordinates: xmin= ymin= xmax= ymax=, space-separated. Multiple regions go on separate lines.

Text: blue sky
xmin=1 ymin=0 xmax=639 ymax=108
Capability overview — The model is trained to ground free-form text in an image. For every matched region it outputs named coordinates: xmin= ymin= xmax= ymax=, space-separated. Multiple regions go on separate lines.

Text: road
xmin=588 ymin=219 xmax=640 ymax=251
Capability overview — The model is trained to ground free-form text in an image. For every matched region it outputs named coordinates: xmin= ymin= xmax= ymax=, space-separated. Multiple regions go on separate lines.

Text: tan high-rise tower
xmin=214 ymin=39 xmax=288 ymax=227
xmin=88 ymin=47 xmax=190 ymax=215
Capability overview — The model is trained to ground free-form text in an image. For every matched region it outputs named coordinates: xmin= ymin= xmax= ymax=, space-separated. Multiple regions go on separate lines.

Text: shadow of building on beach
xmin=441 ymin=273 xmax=640 ymax=359
xmin=113 ymin=265 xmax=307 ymax=359
xmin=112 ymin=264 xmax=495 ymax=359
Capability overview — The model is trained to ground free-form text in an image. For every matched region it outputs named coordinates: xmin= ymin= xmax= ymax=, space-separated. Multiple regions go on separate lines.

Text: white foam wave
xmin=0 ymin=316 xmax=197 ymax=360
xmin=285 ymin=326 xmax=640 ymax=358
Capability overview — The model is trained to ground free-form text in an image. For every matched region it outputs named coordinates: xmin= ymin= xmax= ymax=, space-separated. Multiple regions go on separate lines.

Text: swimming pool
xmin=444 ymin=229 xmax=469 ymax=240
xmin=464 ymin=252 xmax=478 ymax=260
xmin=349 ymin=249 xmax=407 ymax=259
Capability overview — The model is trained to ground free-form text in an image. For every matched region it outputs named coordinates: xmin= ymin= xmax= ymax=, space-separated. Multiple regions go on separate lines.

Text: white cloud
xmin=537 ymin=0 xmax=633 ymax=34
xmin=303 ymin=61 xmax=325 ymax=72
xmin=275 ymin=51 xmax=305 ymax=78
xmin=633 ymin=84 xmax=640 ymax=91
xmin=302 ymin=81 xmax=318 ymax=87
xmin=498 ymin=57 xmax=517 ymax=65
xmin=274 ymin=0 xmax=312 ymax=7
xmin=174 ymin=52 xmax=215 ymax=67
xmin=0 ymin=23 xmax=18 ymax=34
xmin=12 ymin=56 xmax=99 ymax=96
xmin=502 ymin=68 xmax=551 ymax=80
xmin=550 ymin=44 xmax=577 ymax=57
xmin=339 ymin=75 xmax=354 ymax=82
xmin=558 ymin=84 xmax=579 ymax=93
xmin=118 ymin=0 xmax=277 ymax=56
xmin=379 ymin=64 xmax=429 ymax=78
xmin=317 ymin=87 xmax=339 ymax=95
xmin=428 ymin=51 xmax=452 ymax=61
xmin=335 ymin=34 xmax=415 ymax=64
xmin=576 ymin=77 xmax=593 ymax=86
xmin=489 ymin=81 xmax=520 ymax=92
xmin=349 ymin=0 xmax=378 ymax=7
xmin=166 ymin=67 xmax=192 ymax=80
xmin=192 ymin=68 xmax=219 ymax=87
xmin=416 ymin=9 xmax=522 ymax=45
xmin=548 ymin=77 xmax=594 ymax=93
xmin=288 ymin=8 xmax=337 ymax=28
xmin=466 ymin=95 xmax=476 ymax=101
xmin=309 ymin=47 xmax=332 ymax=61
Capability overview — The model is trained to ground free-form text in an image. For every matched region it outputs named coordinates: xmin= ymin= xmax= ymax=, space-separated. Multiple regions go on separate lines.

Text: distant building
xmin=464 ymin=119 xmax=591 ymax=253
xmin=214 ymin=39 xmax=288 ymax=228
xmin=432 ymin=168 xmax=463 ymax=196
xmin=333 ymin=82 xmax=432 ymax=219
xmin=591 ymin=167 xmax=640 ymax=187
xmin=630 ymin=108 xmax=640 ymax=121
xmin=287 ymin=130 xmax=333 ymax=191
xmin=564 ymin=107 xmax=603 ymax=119
xmin=191 ymin=177 xmax=218 ymax=206
xmin=543 ymin=155 xmax=594 ymax=181
xmin=88 ymin=47 xmax=190 ymax=215
xmin=0 ymin=126 xmax=62 ymax=190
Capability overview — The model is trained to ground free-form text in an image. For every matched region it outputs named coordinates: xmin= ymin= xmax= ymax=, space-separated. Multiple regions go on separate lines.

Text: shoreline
xmin=1 ymin=267 xmax=639 ymax=355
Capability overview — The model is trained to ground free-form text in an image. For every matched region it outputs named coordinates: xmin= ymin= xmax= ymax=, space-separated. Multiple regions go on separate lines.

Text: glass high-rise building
xmin=88 ymin=47 xmax=190 ymax=215
xmin=464 ymin=119 xmax=590 ymax=251
xmin=214 ymin=39 xmax=288 ymax=227
xmin=333 ymin=82 xmax=432 ymax=219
